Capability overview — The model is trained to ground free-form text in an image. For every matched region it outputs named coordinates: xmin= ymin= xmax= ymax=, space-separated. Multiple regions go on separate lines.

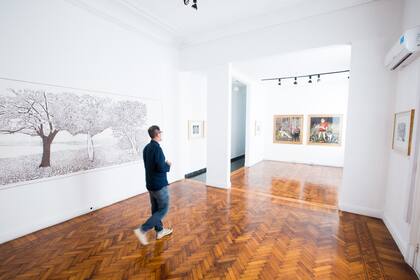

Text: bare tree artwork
xmin=0 ymin=89 xmax=62 ymax=167
xmin=0 ymin=79 xmax=159 ymax=186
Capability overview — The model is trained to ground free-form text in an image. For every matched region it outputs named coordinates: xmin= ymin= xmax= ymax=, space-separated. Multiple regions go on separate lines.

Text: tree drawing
xmin=111 ymin=100 xmax=147 ymax=154
xmin=68 ymin=94 xmax=111 ymax=161
xmin=0 ymin=82 xmax=153 ymax=186
xmin=0 ymin=89 xmax=80 ymax=167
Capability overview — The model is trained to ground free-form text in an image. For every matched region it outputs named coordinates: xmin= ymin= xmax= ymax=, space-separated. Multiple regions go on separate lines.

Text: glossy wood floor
xmin=0 ymin=161 xmax=417 ymax=279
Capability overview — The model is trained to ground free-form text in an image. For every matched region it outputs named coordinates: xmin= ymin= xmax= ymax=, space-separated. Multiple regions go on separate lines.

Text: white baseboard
xmin=338 ymin=203 xmax=383 ymax=218
xmin=382 ymin=214 xmax=410 ymax=263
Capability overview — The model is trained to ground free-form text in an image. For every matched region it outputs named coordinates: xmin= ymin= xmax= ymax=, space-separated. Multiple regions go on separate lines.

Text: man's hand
xmin=166 ymin=160 xmax=172 ymax=166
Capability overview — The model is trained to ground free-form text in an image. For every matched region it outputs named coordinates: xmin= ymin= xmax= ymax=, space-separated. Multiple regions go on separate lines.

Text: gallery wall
xmin=178 ymin=71 xmax=207 ymax=175
xmin=383 ymin=0 xmax=420 ymax=261
xmin=262 ymin=78 xmax=349 ymax=167
xmin=180 ymin=0 xmax=403 ymax=218
xmin=0 ymin=0 xmax=181 ymax=243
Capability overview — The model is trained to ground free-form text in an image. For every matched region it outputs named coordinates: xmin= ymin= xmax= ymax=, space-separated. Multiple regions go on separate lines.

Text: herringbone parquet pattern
xmin=0 ymin=162 xmax=417 ymax=279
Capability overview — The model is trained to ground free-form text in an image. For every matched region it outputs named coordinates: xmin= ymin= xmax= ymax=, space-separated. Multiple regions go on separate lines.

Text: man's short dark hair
xmin=148 ymin=125 xmax=161 ymax=139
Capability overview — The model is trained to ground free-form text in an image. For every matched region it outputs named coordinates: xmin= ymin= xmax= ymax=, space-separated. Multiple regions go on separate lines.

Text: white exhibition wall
xmin=382 ymin=0 xmax=420 ymax=262
xmin=0 ymin=0 xmax=182 ymax=243
xmin=206 ymin=64 xmax=232 ymax=188
xmin=231 ymin=83 xmax=247 ymax=159
xmin=178 ymin=72 xmax=207 ymax=175
xmin=262 ymin=78 xmax=349 ymax=167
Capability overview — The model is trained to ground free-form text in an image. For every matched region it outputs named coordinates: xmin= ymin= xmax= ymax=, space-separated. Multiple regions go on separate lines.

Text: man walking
xmin=134 ymin=125 xmax=173 ymax=245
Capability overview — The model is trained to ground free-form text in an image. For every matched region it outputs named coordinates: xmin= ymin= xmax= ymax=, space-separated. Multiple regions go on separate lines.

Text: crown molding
xmin=64 ymin=0 xmax=180 ymax=46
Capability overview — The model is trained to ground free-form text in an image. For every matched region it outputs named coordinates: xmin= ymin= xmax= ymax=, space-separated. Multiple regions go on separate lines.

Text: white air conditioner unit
xmin=385 ymin=25 xmax=420 ymax=71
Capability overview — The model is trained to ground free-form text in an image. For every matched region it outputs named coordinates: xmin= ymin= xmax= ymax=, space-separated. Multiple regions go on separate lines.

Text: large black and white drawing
xmin=0 ymin=79 xmax=162 ymax=187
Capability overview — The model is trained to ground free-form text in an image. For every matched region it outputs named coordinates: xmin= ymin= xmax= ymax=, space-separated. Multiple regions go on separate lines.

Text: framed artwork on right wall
xmin=307 ymin=115 xmax=343 ymax=146
xmin=392 ymin=109 xmax=415 ymax=156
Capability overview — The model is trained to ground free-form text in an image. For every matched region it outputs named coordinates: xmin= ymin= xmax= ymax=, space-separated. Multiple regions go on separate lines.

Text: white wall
xmin=181 ymin=0 xmax=403 ymax=218
xmin=206 ymin=64 xmax=232 ymax=188
xmin=263 ymin=78 xmax=349 ymax=167
xmin=231 ymin=84 xmax=247 ymax=158
xmin=178 ymin=72 xmax=207 ymax=174
xmin=0 ymin=0 xmax=181 ymax=243
xmin=383 ymin=0 xmax=420 ymax=262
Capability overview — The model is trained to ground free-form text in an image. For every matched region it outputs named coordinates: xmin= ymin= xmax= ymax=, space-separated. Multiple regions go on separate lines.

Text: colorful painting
xmin=307 ymin=115 xmax=342 ymax=145
xmin=188 ymin=120 xmax=205 ymax=139
xmin=0 ymin=78 xmax=162 ymax=187
xmin=392 ymin=110 xmax=415 ymax=156
xmin=273 ymin=115 xmax=303 ymax=144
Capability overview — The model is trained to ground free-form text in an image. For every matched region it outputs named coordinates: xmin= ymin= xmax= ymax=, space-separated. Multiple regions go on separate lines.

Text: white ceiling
xmin=68 ymin=0 xmax=375 ymax=46
xmin=126 ymin=0 xmax=308 ymax=35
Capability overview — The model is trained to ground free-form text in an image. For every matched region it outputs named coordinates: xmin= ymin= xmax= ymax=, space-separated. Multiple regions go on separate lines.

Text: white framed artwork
xmin=188 ymin=120 xmax=205 ymax=139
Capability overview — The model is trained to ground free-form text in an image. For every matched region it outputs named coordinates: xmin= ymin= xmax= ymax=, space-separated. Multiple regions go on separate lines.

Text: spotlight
xmin=192 ymin=0 xmax=198 ymax=9
xmin=308 ymin=75 xmax=312 ymax=83
xmin=294 ymin=77 xmax=298 ymax=85
xmin=278 ymin=78 xmax=281 ymax=86
xmin=317 ymin=74 xmax=321 ymax=82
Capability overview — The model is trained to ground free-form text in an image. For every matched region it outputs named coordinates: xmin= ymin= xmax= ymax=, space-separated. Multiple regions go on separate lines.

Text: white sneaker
xmin=133 ymin=228 xmax=148 ymax=245
xmin=157 ymin=228 xmax=173 ymax=240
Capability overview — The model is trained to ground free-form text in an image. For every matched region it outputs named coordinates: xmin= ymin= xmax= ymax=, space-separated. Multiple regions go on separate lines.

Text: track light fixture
xmin=184 ymin=0 xmax=198 ymax=10
xmin=261 ymin=70 xmax=350 ymax=86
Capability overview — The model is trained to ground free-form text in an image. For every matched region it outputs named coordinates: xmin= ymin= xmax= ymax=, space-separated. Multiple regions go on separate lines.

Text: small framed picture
xmin=392 ymin=110 xmax=415 ymax=156
xmin=188 ymin=120 xmax=205 ymax=139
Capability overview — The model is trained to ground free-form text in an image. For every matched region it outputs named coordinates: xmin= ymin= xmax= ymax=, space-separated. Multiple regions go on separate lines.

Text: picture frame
xmin=392 ymin=109 xmax=415 ymax=156
xmin=307 ymin=115 xmax=343 ymax=146
xmin=273 ymin=115 xmax=304 ymax=144
xmin=188 ymin=120 xmax=205 ymax=139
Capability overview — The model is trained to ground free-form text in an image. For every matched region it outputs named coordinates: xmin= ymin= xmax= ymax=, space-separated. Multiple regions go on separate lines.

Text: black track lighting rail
xmin=261 ymin=70 xmax=350 ymax=82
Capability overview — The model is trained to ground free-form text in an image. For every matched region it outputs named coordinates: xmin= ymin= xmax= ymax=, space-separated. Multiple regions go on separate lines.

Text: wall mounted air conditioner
xmin=385 ymin=25 xmax=420 ymax=71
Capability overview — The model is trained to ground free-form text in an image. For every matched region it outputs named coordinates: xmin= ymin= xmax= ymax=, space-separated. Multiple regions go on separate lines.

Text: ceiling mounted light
xmin=317 ymin=74 xmax=321 ymax=82
xmin=308 ymin=75 xmax=312 ymax=83
xmin=184 ymin=0 xmax=198 ymax=10
xmin=294 ymin=77 xmax=298 ymax=85
xmin=192 ymin=0 xmax=198 ymax=9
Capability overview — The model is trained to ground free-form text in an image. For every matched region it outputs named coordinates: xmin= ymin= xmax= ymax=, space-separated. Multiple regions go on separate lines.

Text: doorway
xmin=231 ymin=79 xmax=247 ymax=173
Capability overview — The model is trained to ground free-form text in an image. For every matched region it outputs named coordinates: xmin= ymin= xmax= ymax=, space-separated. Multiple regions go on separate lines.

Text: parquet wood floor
xmin=231 ymin=161 xmax=340 ymax=207
xmin=0 ymin=161 xmax=417 ymax=279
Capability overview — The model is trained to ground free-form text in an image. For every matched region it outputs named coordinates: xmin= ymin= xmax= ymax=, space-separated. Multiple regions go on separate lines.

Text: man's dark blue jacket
xmin=143 ymin=140 xmax=170 ymax=191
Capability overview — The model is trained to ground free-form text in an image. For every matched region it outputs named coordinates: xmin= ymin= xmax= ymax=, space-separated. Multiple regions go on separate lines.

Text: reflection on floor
xmin=232 ymin=161 xmax=341 ymax=207
xmin=0 ymin=161 xmax=416 ymax=279
xmin=191 ymin=156 xmax=245 ymax=183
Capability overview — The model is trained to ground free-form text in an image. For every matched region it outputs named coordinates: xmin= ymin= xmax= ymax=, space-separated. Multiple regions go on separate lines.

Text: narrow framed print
xmin=273 ymin=115 xmax=303 ymax=144
xmin=392 ymin=110 xmax=415 ymax=156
